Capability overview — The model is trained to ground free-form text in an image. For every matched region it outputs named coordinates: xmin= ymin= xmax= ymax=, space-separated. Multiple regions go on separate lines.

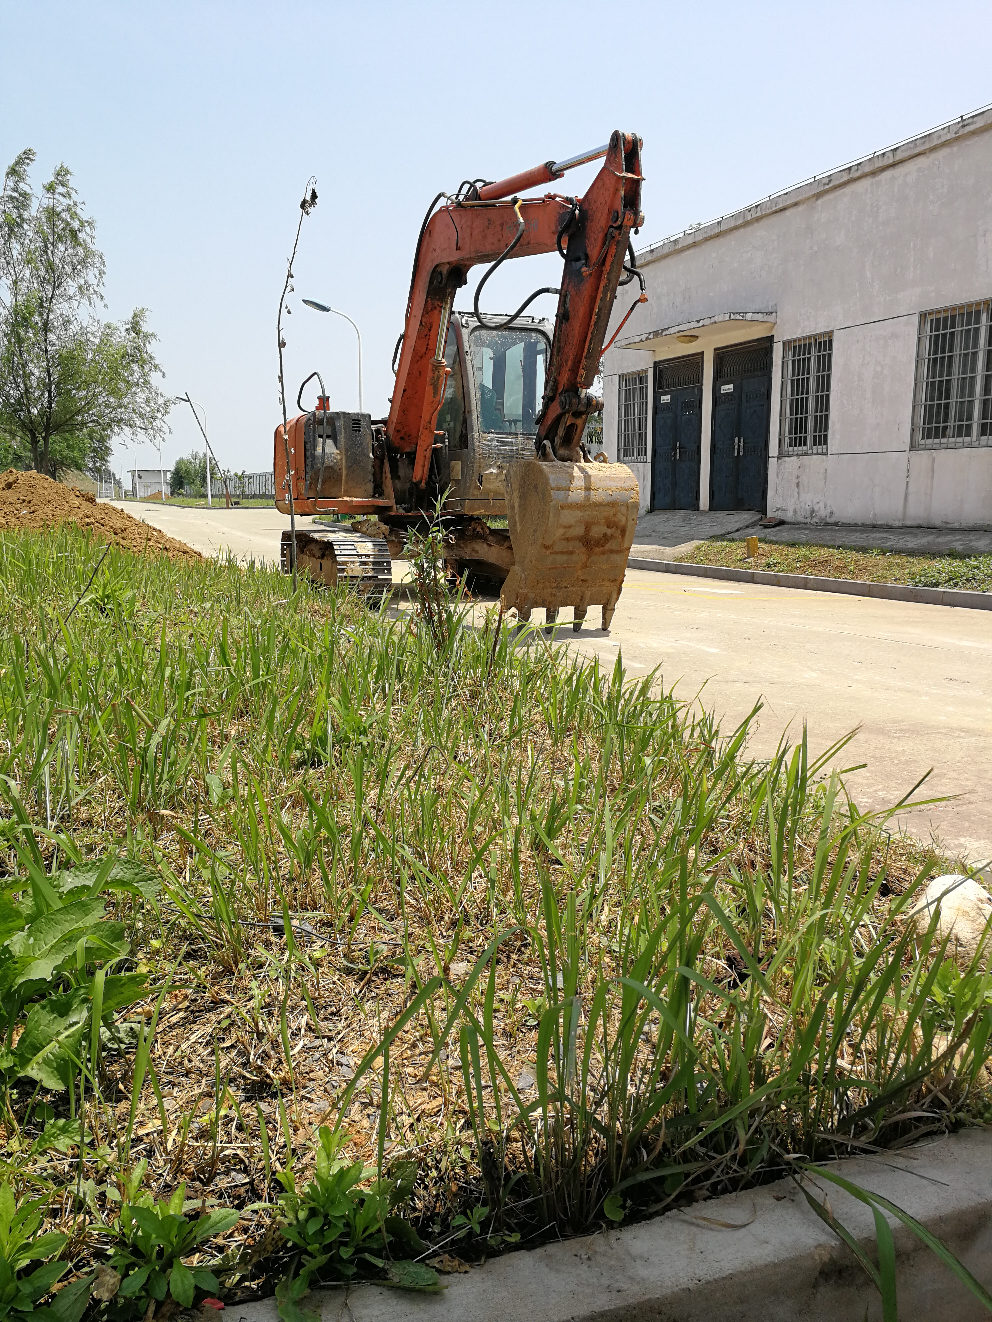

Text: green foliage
xmin=168 ymin=452 xmax=220 ymax=498
xmin=0 ymin=840 xmax=156 ymax=1091
xmin=0 ymin=149 xmax=169 ymax=476
xmin=402 ymin=495 xmax=465 ymax=655
xmin=677 ymin=538 xmax=992 ymax=594
xmin=97 ymin=1183 xmax=238 ymax=1318
xmin=925 ymin=959 xmax=992 ymax=1032
xmin=907 ymin=552 xmax=992 ymax=593
xmin=0 ymin=1184 xmax=66 ymax=1321
xmin=275 ymin=1126 xmax=439 ymax=1316
xmin=582 ymin=410 xmax=603 ymax=449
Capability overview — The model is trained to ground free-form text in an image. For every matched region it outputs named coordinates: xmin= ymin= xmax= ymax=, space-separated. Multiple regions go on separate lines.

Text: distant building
xmin=130 ymin=468 xmax=169 ymax=499
xmin=603 ymin=105 xmax=992 ymax=528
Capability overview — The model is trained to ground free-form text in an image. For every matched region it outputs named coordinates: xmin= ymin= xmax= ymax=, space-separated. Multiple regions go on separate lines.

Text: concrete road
xmin=557 ymin=576 xmax=991 ymax=864
xmin=111 ymin=501 xmax=992 ymax=861
xmin=108 ymin=501 xmax=316 ymax=565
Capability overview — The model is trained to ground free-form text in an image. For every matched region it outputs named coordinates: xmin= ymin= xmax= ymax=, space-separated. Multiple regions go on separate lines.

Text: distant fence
xmin=224 ymin=471 xmax=275 ymax=499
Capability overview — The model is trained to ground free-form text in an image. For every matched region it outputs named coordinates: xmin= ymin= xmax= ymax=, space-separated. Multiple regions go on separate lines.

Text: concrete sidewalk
xmin=631 ymin=509 xmax=760 ymax=560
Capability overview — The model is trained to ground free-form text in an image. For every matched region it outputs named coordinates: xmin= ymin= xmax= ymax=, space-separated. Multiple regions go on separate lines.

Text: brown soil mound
xmin=0 ymin=470 xmax=201 ymax=561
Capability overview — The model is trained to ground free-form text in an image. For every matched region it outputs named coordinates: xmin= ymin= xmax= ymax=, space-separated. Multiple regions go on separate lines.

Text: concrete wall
xmin=606 ymin=111 xmax=992 ymax=527
xmin=603 ymin=345 xmax=653 ymax=512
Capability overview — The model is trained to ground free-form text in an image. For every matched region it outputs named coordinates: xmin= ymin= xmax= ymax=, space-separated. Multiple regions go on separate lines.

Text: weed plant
xmin=0 ymin=526 xmax=989 ymax=1313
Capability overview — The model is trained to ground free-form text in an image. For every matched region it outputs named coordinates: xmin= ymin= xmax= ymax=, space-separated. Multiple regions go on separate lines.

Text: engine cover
xmin=302 ymin=410 xmax=375 ymax=501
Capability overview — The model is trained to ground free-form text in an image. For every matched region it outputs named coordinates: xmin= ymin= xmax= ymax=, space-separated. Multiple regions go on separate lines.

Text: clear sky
xmin=4 ymin=0 xmax=992 ymax=478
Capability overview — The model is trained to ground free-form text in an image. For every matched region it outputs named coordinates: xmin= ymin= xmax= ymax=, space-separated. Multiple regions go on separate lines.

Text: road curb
xmin=627 ymin=556 xmax=992 ymax=609
xmin=235 ymin=1129 xmax=992 ymax=1322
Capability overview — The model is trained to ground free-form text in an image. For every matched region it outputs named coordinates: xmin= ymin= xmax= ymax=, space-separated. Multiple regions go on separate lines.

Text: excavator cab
xmin=435 ymin=313 xmax=552 ymax=518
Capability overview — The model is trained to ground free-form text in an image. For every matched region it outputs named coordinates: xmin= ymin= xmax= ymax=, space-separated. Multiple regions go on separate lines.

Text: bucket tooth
xmin=500 ymin=460 xmax=639 ymax=630
xmin=573 ymin=607 xmax=588 ymax=633
xmin=545 ymin=607 xmax=558 ymax=627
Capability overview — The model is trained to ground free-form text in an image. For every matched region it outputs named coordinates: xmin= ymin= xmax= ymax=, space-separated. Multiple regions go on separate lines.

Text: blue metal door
xmin=709 ymin=382 xmax=738 ymax=510
xmin=709 ymin=339 xmax=772 ymax=512
xmin=738 ymin=375 xmax=771 ymax=511
xmin=652 ymin=355 xmax=702 ymax=510
xmin=651 ymin=390 xmax=676 ymax=509
xmin=674 ymin=392 xmax=701 ymax=509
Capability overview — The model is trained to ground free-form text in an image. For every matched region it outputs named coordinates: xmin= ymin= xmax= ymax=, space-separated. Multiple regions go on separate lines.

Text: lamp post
xmin=174 ymin=394 xmax=231 ymax=507
xmin=154 ymin=438 xmax=166 ymax=503
xmin=302 ymin=299 xmax=363 ymax=413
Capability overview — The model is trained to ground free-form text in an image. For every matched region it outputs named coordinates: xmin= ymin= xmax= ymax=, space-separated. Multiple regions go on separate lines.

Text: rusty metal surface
xmin=500 ymin=460 xmax=639 ymax=630
xmin=447 ymin=518 xmax=513 ymax=580
xmin=477 ymin=160 xmax=560 ymax=202
xmin=385 ymin=132 xmax=642 ymax=474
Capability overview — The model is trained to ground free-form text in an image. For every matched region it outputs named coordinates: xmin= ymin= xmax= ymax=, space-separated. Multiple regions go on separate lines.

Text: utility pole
xmin=174 ymin=394 xmax=232 ymax=507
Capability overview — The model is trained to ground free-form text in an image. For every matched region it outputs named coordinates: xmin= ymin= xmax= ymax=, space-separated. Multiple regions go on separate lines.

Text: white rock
xmin=906 ymin=874 xmax=992 ymax=969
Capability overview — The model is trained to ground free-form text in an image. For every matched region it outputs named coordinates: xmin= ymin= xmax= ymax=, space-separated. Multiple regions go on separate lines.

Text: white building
xmin=602 ymin=105 xmax=992 ymax=528
xmin=130 ymin=468 xmax=169 ymax=498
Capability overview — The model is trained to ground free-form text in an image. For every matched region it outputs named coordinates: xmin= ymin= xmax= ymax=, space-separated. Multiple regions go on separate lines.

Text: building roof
xmin=636 ymin=102 xmax=992 ymax=268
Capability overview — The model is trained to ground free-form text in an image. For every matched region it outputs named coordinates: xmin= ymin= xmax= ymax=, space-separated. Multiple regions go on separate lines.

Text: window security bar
xmin=912 ymin=301 xmax=992 ymax=450
xmin=780 ymin=333 xmax=833 ymax=456
xmin=619 ymin=370 xmax=649 ymax=462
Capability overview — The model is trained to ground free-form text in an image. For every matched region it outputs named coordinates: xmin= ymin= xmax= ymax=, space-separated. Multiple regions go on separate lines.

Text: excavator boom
xmin=389 ymin=131 xmax=644 ymax=475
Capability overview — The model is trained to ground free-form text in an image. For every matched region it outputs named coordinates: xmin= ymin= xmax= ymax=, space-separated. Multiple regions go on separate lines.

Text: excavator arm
xmin=388 ymin=131 xmax=644 ymax=485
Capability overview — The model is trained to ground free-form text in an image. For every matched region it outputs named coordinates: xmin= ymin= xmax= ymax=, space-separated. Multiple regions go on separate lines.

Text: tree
xmin=0 ymin=149 xmax=170 ymax=476
xmin=169 ymin=450 xmax=220 ymax=497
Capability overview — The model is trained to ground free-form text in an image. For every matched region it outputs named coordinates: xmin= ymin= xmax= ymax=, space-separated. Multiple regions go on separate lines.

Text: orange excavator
xmin=274 ymin=131 xmax=645 ymax=630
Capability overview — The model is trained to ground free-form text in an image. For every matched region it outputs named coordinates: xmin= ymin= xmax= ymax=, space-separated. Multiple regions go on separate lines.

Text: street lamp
xmin=173 ymin=394 xmax=231 ymax=507
xmin=302 ymin=299 xmax=363 ymax=413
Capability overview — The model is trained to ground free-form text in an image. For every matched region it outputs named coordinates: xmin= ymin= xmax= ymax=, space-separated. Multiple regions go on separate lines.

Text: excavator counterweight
xmin=275 ymin=131 xmax=645 ymax=630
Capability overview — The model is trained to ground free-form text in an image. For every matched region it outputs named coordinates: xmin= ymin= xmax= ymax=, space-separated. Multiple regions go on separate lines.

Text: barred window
xmin=780 ymin=333 xmax=833 ymax=455
xmin=618 ymin=370 xmax=648 ymax=462
xmin=912 ymin=301 xmax=992 ymax=449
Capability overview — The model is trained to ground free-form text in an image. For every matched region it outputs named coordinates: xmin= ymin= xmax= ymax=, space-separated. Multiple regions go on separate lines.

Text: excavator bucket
xmin=500 ymin=461 xmax=640 ymax=631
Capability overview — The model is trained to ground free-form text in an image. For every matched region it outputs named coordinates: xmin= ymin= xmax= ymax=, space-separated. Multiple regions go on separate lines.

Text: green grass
xmin=675 ymin=539 xmax=992 ymax=591
xmin=0 ymin=526 xmax=989 ymax=1309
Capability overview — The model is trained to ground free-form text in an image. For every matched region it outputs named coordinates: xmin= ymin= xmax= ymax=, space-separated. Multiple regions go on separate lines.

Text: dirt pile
xmin=0 ymin=470 xmax=201 ymax=561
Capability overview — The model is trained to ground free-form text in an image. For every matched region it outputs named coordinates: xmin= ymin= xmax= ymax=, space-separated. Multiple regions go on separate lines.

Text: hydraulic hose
xmin=618 ymin=240 xmax=645 ymax=292
xmin=296 ymin=370 xmax=327 ymax=413
xmin=473 ymin=199 xmax=560 ymax=331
